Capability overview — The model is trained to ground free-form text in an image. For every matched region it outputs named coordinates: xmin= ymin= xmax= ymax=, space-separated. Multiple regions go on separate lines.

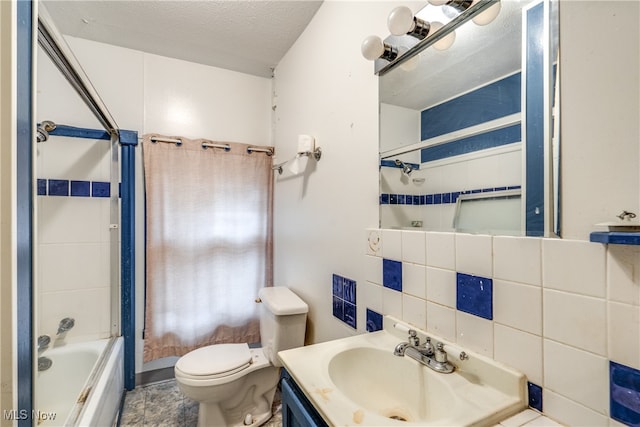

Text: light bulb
xmin=387 ymin=6 xmax=415 ymax=36
xmin=472 ymin=0 xmax=501 ymax=25
xmin=361 ymin=35 xmax=384 ymax=61
xmin=428 ymin=0 xmax=449 ymax=5
xmin=429 ymin=22 xmax=456 ymax=50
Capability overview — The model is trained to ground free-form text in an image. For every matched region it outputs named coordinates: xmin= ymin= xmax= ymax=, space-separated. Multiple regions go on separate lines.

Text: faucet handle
xmin=408 ymin=329 xmax=420 ymax=346
xmin=435 ymin=342 xmax=448 ymax=363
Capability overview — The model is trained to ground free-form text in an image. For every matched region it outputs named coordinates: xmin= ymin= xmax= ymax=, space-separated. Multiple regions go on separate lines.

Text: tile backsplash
xmin=362 ymin=228 xmax=640 ymax=426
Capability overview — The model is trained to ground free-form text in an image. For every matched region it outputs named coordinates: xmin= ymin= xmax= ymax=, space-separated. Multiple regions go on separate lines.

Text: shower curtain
xmin=142 ymin=134 xmax=274 ymax=362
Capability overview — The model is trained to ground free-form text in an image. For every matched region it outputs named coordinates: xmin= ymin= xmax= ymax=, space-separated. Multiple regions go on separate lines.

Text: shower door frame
xmin=15 ymin=3 xmax=138 ymax=423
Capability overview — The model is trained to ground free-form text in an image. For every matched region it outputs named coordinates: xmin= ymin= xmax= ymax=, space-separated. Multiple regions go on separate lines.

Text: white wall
xmin=38 ymin=36 xmax=272 ymax=373
xmin=560 ymin=1 xmax=640 ymax=240
xmin=271 ymin=1 xmax=417 ymax=343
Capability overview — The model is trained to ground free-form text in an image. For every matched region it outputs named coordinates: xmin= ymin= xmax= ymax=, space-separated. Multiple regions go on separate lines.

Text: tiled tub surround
xmin=36 ymin=132 xmax=114 ymax=342
xmin=361 ymin=228 xmax=640 ymax=426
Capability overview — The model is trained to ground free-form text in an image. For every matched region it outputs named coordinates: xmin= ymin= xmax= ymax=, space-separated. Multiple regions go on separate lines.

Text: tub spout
xmin=57 ymin=317 xmax=75 ymax=335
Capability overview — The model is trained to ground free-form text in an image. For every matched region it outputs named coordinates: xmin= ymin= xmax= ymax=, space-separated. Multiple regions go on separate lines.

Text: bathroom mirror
xmin=379 ymin=0 xmax=559 ymax=237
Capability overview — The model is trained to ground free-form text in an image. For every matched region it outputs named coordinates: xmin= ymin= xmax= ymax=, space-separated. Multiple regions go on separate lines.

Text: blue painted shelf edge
xmin=590 ymin=231 xmax=640 ymax=245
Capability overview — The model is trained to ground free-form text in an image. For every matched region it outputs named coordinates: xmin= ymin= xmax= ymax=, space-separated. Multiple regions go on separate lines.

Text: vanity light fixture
xmin=363 ymin=0 xmax=501 ymax=72
xmin=361 ymin=35 xmax=398 ymax=62
xmin=388 ymin=6 xmax=431 ymax=39
xmin=387 ymin=6 xmax=455 ymax=51
xmin=429 ymin=0 xmax=501 ymax=25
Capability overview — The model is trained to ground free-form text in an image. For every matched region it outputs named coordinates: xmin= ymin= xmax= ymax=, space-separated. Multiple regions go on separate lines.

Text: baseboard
xmin=135 ymin=366 xmax=175 ymax=386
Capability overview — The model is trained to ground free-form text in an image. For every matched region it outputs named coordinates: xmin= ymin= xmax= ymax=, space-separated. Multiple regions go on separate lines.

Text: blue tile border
xmin=332 ymin=273 xmax=357 ymax=329
xmin=610 ymin=361 xmax=640 ymax=426
xmin=380 ymin=185 xmax=521 ymax=205
xmin=528 ymin=382 xmax=543 ymax=412
xmin=37 ymin=179 xmax=46 ymax=196
xmin=48 ymin=179 xmax=69 ymax=196
xmin=70 ymin=180 xmax=90 ymax=197
xmin=37 ymin=178 xmax=119 ymax=199
xmin=456 ymin=273 xmax=493 ymax=320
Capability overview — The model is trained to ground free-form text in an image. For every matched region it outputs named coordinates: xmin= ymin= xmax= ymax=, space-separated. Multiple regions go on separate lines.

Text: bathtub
xmin=36 ymin=337 xmax=123 ymax=426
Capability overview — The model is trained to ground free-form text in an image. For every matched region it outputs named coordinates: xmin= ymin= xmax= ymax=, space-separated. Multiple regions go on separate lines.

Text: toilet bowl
xmin=175 ymin=287 xmax=308 ymax=427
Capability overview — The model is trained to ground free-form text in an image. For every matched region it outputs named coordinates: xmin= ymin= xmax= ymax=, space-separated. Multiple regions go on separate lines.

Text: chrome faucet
xmin=57 ymin=317 xmax=75 ymax=335
xmin=394 ymin=330 xmax=455 ymax=374
xmin=37 ymin=335 xmax=51 ymax=352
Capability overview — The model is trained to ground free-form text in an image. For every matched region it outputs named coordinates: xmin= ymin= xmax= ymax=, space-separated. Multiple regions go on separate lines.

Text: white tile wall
xmin=364 ymin=229 xmax=640 ymax=426
xmin=426 ymin=267 xmax=456 ymax=308
xmin=381 ymin=229 xmax=402 ymax=260
xmin=455 ymin=233 xmax=493 ymax=277
xmin=543 ymin=339 xmax=609 ymax=415
xmin=402 ymin=262 xmax=426 ymax=299
xmin=542 ymin=238 xmax=606 ymax=298
xmin=493 ymin=236 xmax=541 ymax=286
xmin=401 ymin=230 xmax=426 ymax=264
xmin=543 ymin=289 xmax=606 ymax=355
xmin=425 ymin=231 xmax=455 ymax=270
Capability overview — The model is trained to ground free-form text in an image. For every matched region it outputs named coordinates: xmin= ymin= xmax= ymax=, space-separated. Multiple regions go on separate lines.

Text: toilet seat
xmin=175 ymin=343 xmax=252 ymax=380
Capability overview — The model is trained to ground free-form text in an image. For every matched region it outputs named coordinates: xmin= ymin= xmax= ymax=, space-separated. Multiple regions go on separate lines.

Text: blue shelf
xmin=590 ymin=232 xmax=640 ymax=245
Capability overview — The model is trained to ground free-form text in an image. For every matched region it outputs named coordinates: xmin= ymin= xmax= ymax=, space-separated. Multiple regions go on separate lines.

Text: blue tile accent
xmin=421 ymin=124 xmax=521 ymax=163
xmin=343 ymin=302 xmax=357 ymax=329
xmin=92 ymin=181 xmax=110 ymax=198
xmin=332 ymin=274 xmax=357 ymax=328
xmin=433 ymin=193 xmax=442 ymax=204
xmin=380 ymin=194 xmax=389 ymax=204
xmin=332 ymin=296 xmax=344 ymax=321
xmin=426 ymin=195 xmax=433 ymax=205
xmin=611 ymin=361 xmax=640 ymax=426
xmin=48 ymin=179 xmax=69 ymax=196
xmin=70 ymin=180 xmax=91 ymax=197
xmin=421 ymin=72 xmax=521 ymax=140
xmin=390 ymin=194 xmax=398 ymax=205
xmin=383 ymin=259 xmax=402 ymax=292
xmin=366 ymin=309 xmax=383 ymax=332
xmin=528 ymin=382 xmax=543 ymax=412
xmin=343 ymin=279 xmax=356 ymax=304
xmin=37 ymin=179 xmax=46 ymax=196
xmin=456 ymin=273 xmax=493 ymax=320
xmin=398 ymin=195 xmax=405 ymax=205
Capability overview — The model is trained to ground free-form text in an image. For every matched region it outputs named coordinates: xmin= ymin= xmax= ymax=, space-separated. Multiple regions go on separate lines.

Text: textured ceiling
xmin=42 ymin=0 xmax=323 ymax=78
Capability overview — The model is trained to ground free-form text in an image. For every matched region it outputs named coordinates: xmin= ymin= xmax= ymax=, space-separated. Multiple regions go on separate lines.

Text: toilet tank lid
xmin=259 ymin=287 xmax=308 ymax=315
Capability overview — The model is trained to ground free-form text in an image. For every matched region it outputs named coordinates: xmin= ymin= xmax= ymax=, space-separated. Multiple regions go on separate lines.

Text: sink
xmin=278 ymin=315 xmax=527 ymax=426
xmin=328 ymin=347 xmax=457 ymax=423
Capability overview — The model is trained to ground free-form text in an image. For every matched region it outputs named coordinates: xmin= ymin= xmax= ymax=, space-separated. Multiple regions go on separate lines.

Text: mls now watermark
xmin=3 ymin=409 xmax=57 ymax=422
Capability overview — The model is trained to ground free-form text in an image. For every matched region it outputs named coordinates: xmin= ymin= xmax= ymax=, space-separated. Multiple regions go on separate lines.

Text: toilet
xmin=174 ymin=286 xmax=308 ymax=427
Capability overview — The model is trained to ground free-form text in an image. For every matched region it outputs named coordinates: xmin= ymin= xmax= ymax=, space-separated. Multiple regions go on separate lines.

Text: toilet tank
xmin=258 ymin=287 xmax=308 ymax=367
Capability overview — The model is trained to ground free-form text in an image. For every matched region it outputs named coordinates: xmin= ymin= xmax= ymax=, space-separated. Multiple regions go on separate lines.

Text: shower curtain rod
xmin=150 ymin=136 xmax=274 ymax=155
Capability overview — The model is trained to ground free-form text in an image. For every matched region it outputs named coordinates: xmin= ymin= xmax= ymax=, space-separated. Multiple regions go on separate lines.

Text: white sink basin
xmin=278 ymin=315 xmax=526 ymax=426
xmin=328 ymin=347 xmax=458 ymax=423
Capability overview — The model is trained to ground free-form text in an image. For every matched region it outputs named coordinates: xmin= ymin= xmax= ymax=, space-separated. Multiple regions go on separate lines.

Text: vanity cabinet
xmin=280 ymin=369 xmax=328 ymax=427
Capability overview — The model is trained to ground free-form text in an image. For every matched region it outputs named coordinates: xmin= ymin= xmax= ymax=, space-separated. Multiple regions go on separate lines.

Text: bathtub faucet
xmin=393 ymin=330 xmax=455 ymax=374
xmin=57 ymin=317 xmax=75 ymax=335
xmin=38 ymin=335 xmax=51 ymax=352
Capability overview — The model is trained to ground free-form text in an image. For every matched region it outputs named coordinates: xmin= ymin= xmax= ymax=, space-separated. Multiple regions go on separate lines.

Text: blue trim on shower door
xmin=525 ymin=1 xmax=545 ymax=236
xmin=47 ymin=124 xmax=111 ymax=140
xmin=120 ymin=135 xmax=138 ymax=390
xmin=16 ymin=0 xmax=34 ymax=423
